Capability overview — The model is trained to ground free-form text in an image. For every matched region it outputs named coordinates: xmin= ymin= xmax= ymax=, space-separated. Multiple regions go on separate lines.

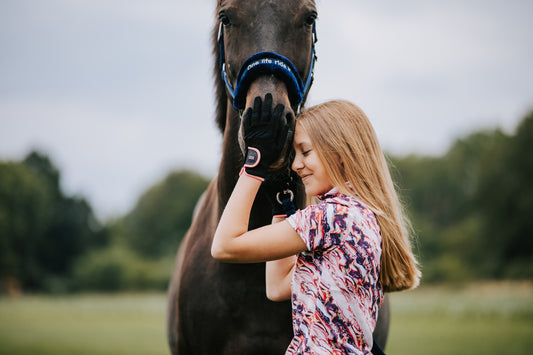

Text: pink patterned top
xmin=285 ymin=188 xmax=383 ymax=354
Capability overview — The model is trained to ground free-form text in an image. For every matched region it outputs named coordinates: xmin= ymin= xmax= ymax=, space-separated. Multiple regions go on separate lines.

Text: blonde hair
xmin=296 ymin=100 xmax=421 ymax=292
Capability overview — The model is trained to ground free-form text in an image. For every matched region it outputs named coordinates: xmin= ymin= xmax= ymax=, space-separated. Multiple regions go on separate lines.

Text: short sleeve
xmin=287 ymin=201 xmax=349 ymax=252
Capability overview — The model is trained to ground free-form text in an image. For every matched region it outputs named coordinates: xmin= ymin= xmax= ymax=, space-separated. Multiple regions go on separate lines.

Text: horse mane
xmin=212 ymin=4 xmax=227 ymax=133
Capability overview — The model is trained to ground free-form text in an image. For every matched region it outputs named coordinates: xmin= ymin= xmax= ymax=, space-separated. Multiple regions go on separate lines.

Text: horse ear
xmin=213 ymin=20 xmax=228 ymax=133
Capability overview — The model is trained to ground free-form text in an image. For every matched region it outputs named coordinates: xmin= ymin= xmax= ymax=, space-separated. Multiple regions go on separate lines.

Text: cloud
xmin=311 ymin=0 xmax=533 ymax=154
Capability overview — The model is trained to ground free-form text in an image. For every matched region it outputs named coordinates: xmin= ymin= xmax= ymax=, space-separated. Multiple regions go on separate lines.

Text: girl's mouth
xmin=300 ymin=173 xmax=311 ymax=182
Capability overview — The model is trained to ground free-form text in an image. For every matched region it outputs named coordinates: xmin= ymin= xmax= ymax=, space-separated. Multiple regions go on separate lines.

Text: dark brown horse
xmin=167 ymin=1 xmax=389 ymax=354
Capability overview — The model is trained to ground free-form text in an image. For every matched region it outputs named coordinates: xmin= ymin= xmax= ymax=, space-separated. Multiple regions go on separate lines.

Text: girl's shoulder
xmin=321 ymin=190 xmax=372 ymax=215
xmin=291 ymin=191 xmax=380 ymax=253
xmin=321 ymin=193 xmax=379 ymax=234
xmin=291 ymin=188 xmax=375 ymax=229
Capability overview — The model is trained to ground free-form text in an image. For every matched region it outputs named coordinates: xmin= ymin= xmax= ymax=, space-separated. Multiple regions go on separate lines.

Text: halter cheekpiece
xmin=218 ymin=23 xmax=317 ymax=111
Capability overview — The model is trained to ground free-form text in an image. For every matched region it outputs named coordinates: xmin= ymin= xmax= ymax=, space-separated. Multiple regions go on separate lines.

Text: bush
xmin=71 ymin=244 xmax=174 ymax=292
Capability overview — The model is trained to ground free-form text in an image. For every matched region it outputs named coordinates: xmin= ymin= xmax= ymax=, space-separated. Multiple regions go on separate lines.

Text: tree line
xmin=0 ymin=153 xmax=210 ymax=294
xmin=390 ymin=110 xmax=533 ymax=282
xmin=1 ymin=110 xmax=531 ymax=293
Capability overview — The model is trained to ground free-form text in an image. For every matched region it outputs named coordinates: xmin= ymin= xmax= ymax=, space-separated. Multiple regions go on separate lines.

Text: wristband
xmin=240 ymin=147 xmax=266 ymax=181
xmin=244 ymin=147 xmax=261 ymax=169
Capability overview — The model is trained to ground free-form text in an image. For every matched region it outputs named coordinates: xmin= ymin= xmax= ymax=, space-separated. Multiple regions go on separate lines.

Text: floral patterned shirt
xmin=285 ymin=188 xmax=383 ymax=354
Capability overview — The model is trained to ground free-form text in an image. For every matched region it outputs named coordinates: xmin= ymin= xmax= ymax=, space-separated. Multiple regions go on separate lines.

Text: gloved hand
xmin=263 ymin=169 xmax=300 ymax=217
xmin=241 ymin=94 xmax=290 ymax=181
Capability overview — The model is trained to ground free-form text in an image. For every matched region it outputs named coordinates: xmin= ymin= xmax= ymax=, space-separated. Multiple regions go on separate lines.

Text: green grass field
xmin=0 ymin=282 xmax=532 ymax=355
xmin=386 ymin=282 xmax=533 ymax=354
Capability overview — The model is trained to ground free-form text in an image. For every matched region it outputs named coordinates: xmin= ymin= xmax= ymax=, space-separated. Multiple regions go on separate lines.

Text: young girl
xmin=212 ymin=96 xmax=420 ymax=354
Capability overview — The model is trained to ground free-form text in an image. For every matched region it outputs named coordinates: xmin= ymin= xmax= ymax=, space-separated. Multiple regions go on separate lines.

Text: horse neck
xmin=215 ymin=101 xmax=272 ymax=227
xmin=216 ymin=103 xmax=243 ymax=213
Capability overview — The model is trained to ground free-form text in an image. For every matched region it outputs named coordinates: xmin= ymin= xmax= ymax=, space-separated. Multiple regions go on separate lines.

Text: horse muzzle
xmin=219 ymin=38 xmax=316 ymax=171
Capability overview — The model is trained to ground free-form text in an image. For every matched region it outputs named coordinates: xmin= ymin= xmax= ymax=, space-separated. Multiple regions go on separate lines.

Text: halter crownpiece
xmin=218 ymin=23 xmax=317 ymax=111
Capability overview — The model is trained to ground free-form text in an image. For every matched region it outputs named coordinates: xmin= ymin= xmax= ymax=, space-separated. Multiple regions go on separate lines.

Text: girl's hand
xmin=241 ymin=94 xmax=290 ymax=180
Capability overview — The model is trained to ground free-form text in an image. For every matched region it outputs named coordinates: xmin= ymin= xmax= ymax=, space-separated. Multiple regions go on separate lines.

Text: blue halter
xmin=218 ymin=23 xmax=317 ymax=111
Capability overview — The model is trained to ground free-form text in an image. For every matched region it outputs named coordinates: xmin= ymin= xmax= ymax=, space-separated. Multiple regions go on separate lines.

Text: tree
xmin=476 ymin=111 xmax=533 ymax=277
xmin=389 ymin=153 xmax=473 ymax=282
xmin=390 ymin=110 xmax=533 ymax=282
xmin=0 ymin=151 xmax=108 ymax=292
xmin=120 ymin=170 xmax=210 ymax=258
xmin=389 ymin=127 xmax=509 ymax=281
xmin=0 ymin=161 xmax=53 ymax=290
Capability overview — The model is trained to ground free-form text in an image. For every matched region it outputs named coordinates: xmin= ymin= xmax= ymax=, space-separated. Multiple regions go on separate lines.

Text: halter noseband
xmin=218 ymin=23 xmax=317 ymax=112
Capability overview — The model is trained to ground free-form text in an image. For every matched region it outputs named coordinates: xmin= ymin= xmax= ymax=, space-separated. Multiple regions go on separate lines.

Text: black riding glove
xmin=241 ymin=94 xmax=290 ymax=181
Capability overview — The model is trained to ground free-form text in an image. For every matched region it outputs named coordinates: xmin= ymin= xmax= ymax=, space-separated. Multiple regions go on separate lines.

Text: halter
xmin=218 ymin=23 xmax=317 ymax=112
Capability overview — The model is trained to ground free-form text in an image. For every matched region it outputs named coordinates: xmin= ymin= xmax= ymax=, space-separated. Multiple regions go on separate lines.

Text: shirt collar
xmin=317 ymin=187 xmax=341 ymax=200
xmin=317 ymin=182 xmax=357 ymax=201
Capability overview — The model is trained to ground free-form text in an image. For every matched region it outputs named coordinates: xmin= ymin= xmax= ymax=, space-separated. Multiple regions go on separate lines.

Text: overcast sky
xmin=1 ymin=0 xmax=532 ymax=220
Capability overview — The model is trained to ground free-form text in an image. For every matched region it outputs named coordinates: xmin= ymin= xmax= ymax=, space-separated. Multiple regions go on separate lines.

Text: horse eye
xmin=304 ymin=13 xmax=317 ymax=26
xmin=219 ymin=13 xmax=231 ymax=26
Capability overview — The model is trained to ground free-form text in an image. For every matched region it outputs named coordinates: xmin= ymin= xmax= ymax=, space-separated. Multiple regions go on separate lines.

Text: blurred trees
xmin=390 ymin=110 xmax=533 ymax=282
xmin=0 ymin=150 xmax=209 ymax=293
xmin=1 ymin=110 xmax=531 ymax=293
xmin=70 ymin=170 xmax=209 ymax=291
xmin=120 ymin=170 xmax=210 ymax=258
xmin=476 ymin=111 xmax=533 ymax=277
xmin=0 ymin=151 xmax=108 ymax=292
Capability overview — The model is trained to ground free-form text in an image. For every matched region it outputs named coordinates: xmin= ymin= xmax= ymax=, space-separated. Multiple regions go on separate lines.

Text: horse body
xmin=167 ymin=1 xmax=389 ymax=354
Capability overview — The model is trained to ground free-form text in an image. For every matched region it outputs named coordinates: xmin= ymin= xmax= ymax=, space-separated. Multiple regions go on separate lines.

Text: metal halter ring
xmin=276 ymin=189 xmax=294 ymax=204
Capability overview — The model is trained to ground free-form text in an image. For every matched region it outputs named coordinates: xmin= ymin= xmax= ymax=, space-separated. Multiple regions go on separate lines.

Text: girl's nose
xmin=292 ymin=154 xmax=303 ymax=172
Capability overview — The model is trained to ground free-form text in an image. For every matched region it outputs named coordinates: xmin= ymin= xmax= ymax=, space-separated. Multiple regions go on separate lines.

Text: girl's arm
xmin=266 ymin=216 xmax=297 ymax=301
xmin=266 ymin=255 xmax=295 ymax=301
xmin=211 ymin=174 xmax=307 ymax=263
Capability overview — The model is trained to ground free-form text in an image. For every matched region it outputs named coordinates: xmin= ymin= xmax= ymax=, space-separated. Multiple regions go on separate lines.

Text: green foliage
xmin=71 ymin=169 xmax=210 ymax=291
xmin=0 ymin=151 xmax=108 ymax=292
xmin=476 ymin=112 xmax=533 ymax=276
xmin=391 ymin=110 xmax=533 ymax=283
xmin=70 ymin=243 xmax=173 ymax=291
xmin=0 ymin=149 xmax=209 ymax=293
xmin=0 ymin=161 xmax=53 ymax=287
xmin=118 ymin=170 xmax=210 ymax=258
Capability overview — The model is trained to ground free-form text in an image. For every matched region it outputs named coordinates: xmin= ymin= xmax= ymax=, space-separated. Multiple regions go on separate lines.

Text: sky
xmin=1 ymin=0 xmax=532 ymax=220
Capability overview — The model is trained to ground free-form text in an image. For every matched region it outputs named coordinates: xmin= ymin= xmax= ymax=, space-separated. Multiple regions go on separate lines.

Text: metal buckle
xmin=276 ymin=189 xmax=294 ymax=204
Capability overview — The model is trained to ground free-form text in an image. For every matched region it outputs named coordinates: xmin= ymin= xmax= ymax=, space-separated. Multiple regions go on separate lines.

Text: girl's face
xmin=292 ymin=122 xmax=334 ymax=196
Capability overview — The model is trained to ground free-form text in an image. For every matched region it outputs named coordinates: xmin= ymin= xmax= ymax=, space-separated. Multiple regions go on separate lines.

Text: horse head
xmin=215 ymin=0 xmax=317 ymax=173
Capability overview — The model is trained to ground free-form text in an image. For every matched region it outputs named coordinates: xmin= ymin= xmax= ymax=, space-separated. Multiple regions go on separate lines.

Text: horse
xmin=167 ymin=1 xmax=389 ymax=354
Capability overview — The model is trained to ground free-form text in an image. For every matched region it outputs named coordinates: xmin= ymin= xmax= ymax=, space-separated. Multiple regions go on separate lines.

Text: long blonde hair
xmin=296 ymin=100 xmax=420 ymax=292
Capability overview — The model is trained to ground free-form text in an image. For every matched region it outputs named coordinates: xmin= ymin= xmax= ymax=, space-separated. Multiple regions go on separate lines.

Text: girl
xmin=212 ymin=96 xmax=420 ymax=354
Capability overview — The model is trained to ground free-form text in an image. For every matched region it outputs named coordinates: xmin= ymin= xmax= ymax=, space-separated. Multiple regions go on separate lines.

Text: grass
xmin=386 ymin=282 xmax=533 ymax=355
xmin=0 ymin=293 xmax=168 ymax=355
xmin=0 ymin=282 xmax=532 ymax=354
